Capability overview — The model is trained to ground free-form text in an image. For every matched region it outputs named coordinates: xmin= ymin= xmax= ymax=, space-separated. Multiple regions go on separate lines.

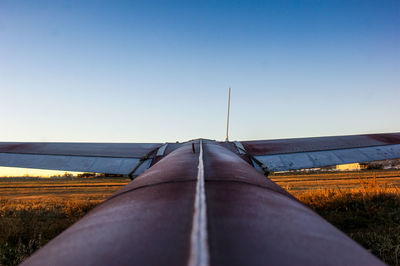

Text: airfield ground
xmin=0 ymin=170 xmax=399 ymax=265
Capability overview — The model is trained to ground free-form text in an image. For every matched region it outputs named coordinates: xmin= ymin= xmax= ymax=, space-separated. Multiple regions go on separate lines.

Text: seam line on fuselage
xmin=188 ymin=140 xmax=210 ymax=266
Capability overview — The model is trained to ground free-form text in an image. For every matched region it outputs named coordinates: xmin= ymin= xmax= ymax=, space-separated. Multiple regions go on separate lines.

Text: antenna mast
xmin=225 ymin=87 xmax=231 ymax=142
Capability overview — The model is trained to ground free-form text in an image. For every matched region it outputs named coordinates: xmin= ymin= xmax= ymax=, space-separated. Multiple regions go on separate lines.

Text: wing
xmin=237 ymin=133 xmax=400 ymax=172
xmin=1 ymin=133 xmax=400 ymax=176
xmin=0 ymin=142 xmax=163 ymax=176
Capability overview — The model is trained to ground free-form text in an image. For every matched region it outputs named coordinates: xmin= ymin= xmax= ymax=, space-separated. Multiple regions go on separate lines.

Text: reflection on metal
xmin=233 ymin=141 xmax=246 ymax=155
xmin=156 ymin=143 xmax=168 ymax=156
xmin=131 ymin=159 xmax=153 ymax=176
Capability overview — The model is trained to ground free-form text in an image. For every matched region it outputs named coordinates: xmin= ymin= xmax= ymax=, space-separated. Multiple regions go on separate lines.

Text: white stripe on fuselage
xmin=188 ymin=140 xmax=210 ymax=266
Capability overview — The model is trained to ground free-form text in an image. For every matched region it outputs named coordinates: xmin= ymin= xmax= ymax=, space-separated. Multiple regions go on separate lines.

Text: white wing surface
xmin=0 ymin=142 xmax=162 ymax=176
xmin=238 ymin=133 xmax=400 ymax=172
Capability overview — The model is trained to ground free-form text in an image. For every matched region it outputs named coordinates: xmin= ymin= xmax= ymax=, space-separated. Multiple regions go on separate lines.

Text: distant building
xmin=336 ymin=163 xmax=362 ymax=171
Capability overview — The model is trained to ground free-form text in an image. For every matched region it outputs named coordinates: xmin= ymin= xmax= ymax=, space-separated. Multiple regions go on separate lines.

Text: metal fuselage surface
xmin=21 ymin=140 xmax=383 ymax=266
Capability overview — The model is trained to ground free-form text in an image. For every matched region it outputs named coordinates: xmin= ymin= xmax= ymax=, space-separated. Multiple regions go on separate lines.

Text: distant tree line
xmin=76 ymin=173 xmax=124 ymax=178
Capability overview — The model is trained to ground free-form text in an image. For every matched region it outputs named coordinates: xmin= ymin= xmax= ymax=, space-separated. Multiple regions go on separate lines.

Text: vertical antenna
xmin=225 ymin=87 xmax=231 ymax=142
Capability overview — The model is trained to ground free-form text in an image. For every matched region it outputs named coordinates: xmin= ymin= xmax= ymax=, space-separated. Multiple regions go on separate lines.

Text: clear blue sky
xmin=1 ymin=0 xmax=399 ymax=144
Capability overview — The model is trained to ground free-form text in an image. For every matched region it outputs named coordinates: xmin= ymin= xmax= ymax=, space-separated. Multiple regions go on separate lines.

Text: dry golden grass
xmin=0 ymin=177 xmax=129 ymax=201
xmin=271 ymin=169 xmax=400 ymax=195
xmin=294 ymin=184 xmax=400 ymax=265
xmin=0 ymin=198 xmax=102 ymax=265
xmin=272 ymin=170 xmax=400 ymax=265
xmin=0 ymin=177 xmax=129 ymax=265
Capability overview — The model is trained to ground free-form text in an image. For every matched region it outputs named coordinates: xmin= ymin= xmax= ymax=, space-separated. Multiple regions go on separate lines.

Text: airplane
xmin=1 ymin=91 xmax=399 ymax=265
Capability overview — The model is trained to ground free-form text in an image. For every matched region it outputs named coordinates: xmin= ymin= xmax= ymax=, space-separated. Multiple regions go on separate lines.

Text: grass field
xmin=270 ymin=169 xmax=400 ymax=195
xmin=0 ymin=177 xmax=129 ymax=201
xmin=1 ymin=171 xmax=400 ymax=265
